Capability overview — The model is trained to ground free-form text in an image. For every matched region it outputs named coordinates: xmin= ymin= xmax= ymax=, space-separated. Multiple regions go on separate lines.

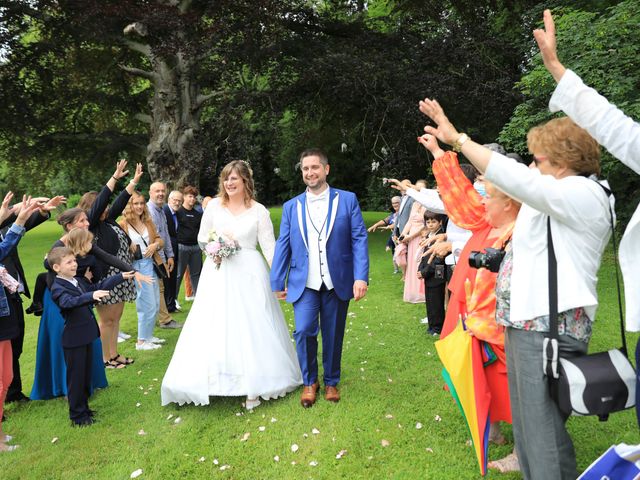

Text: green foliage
xmin=499 ymin=1 xmax=640 ymax=226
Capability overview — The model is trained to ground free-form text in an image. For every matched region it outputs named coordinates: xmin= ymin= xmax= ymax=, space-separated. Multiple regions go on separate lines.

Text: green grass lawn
xmin=0 ymin=211 xmax=637 ymax=479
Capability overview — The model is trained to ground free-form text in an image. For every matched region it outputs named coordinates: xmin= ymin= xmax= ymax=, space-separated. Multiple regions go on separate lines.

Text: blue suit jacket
xmin=270 ymin=187 xmax=369 ymax=302
xmin=51 ymin=274 xmax=124 ymax=348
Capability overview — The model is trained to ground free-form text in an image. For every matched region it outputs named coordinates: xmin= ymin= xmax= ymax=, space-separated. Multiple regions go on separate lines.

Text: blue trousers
xmin=132 ymin=258 xmax=159 ymax=341
xmin=636 ymin=337 xmax=640 ymax=428
xmin=292 ymin=287 xmax=349 ymax=386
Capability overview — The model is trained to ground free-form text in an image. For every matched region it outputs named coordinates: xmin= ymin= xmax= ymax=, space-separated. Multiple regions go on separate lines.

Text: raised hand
xmin=132 ymin=163 xmax=144 ymax=184
xmin=15 ymin=195 xmax=42 ymax=225
xmin=113 ymin=159 xmax=129 ymax=180
xmin=417 ymin=133 xmax=445 ymax=159
xmin=0 ymin=192 xmax=15 ymax=223
xmin=40 ymin=195 xmax=67 ymax=212
xmin=533 ymin=9 xmax=566 ymax=82
xmin=418 ymin=99 xmax=460 ymax=146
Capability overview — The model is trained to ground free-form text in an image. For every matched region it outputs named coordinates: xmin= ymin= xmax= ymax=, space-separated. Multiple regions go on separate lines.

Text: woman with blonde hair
xmin=162 ymin=160 xmax=301 ymax=409
xmin=119 ymin=192 xmax=164 ymax=351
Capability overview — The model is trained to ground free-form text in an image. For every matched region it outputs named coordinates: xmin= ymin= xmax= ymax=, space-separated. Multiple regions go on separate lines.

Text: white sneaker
xmin=117 ymin=336 xmax=125 ymax=343
xmin=118 ymin=331 xmax=131 ymax=340
xmin=136 ymin=341 xmax=161 ymax=351
xmin=185 ymin=296 xmax=195 ymax=302
xmin=149 ymin=336 xmax=166 ymax=344
xmin=175 ymin=300 xmax=182 ymax=310
xmin=420 ymin=317 xmax=429 ymax=324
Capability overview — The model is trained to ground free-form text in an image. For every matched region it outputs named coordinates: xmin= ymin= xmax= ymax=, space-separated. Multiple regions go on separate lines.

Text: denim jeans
xmin=133 ymin=258 xmax=160 ymax=341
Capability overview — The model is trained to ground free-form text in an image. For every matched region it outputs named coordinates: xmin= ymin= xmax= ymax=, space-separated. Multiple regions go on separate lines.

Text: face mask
xmin=474 ymin=181 xmax=486 ymax=197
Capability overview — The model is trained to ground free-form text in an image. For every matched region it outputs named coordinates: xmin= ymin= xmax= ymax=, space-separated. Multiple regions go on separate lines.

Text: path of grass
xmin=0 ymin=211 xmax=637 ymax=479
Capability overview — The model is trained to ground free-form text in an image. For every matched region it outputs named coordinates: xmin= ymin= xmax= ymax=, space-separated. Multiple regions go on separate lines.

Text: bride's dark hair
xmin=217 ymin=160 xmax=255 ymax=207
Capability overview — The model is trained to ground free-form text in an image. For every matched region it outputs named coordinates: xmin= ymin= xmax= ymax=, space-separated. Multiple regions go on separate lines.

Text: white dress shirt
xmin=305 ymin=187 xmax=334 ymax=291
xmin=550 ymin=69 xmax=640 ymax=332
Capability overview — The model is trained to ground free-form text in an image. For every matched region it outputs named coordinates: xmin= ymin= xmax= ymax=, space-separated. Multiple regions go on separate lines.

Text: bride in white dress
xmin=161 ymin=161 xmax=302 ymax=409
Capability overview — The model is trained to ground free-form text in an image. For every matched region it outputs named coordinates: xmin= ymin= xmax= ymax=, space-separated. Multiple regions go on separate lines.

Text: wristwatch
xmin=452 ymin=133 xmax=470 ymax=152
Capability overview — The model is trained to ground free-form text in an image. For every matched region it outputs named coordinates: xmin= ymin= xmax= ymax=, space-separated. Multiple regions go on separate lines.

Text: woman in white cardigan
xmin=417 ymin=14 xmax=616 ymax=479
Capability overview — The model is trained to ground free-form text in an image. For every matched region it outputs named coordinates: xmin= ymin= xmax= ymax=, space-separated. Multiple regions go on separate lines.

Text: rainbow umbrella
xmin=435 ymin=320 xmax=492 ymax=476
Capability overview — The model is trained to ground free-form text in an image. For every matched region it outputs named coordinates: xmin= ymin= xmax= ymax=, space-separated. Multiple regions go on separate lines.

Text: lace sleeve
xmin=197 ymin=199 xmax=216 ymax=249
xmin=256 ymin=204 xmax=276 ymax=266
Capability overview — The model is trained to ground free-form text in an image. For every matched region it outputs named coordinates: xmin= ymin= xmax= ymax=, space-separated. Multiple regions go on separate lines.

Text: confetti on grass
xmin=336 ymin=450 xmax=348 ymax=459
xmin=240 ymin=432 xmax=250 ymax=442
xmin=130 ymin=469 xmax=143 ymax=478
xmin=416 ymin=422 xmax=423 ymax=430
xmin=291 ymin=444 xmax=299 ymax=452
xmin=381 ymin=439 xmax=390 ymax=447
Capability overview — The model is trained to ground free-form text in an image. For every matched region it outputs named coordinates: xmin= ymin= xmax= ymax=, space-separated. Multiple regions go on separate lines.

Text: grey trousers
xmin=504 ymin=327 xmax=588 ymax=480
xmin=176 ymin=244 xmax=203 ymax=297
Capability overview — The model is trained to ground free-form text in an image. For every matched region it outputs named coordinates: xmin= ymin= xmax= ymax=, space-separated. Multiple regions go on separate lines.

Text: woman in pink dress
xmin=400 ymin=200 xmax=426 ymax=303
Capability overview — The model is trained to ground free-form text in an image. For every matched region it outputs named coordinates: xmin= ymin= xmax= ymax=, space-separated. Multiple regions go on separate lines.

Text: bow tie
xmin=308 ymin=191 xmax=329 ymax=203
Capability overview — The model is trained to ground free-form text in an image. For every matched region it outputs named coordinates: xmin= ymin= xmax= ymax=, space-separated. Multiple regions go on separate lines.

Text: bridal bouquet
xmin=204 ymin=230 xmax=240 ymax=270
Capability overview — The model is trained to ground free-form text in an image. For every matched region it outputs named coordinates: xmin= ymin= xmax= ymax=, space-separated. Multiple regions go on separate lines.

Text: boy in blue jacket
xmin=48 ymin=247 xmax=134 ymax=426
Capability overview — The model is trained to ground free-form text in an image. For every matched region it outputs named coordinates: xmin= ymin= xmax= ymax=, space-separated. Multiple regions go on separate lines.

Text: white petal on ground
xmin=416 ymin=422 xmax=423 ymax=430
xmin=381 ymin=439 xmax=390 ymax=447
xmin=434 ymin=415 xmax=442 ymax=422
xmin=258 ymin=426 xmax=266 ymax=432
xmin=291 ymin=444 xmax=299 ymax=452
xmin=136 ymin=403 xmax=141 ymax=407
xmin=198 ymin=457 xmax=206 ymax=462
xmin=385 ymin=414 xmax=394 ymax=419
xmin=336 ymin=450 xmax=348 ymax=459
xmin=51 ymin=437 xmax=59 ymax=444
xmin=166 ymin=414 xmax=174 ymax=420
xmin=387 ymin=378 xmax=393 ymax=383
xmin=240 ymin=432 xmax=250 ymax=442
xmin=213 ymin=459 xmax=219 ymax=465
xmin=174 ymin=417 xmax=182 ymax=424
xmin=273 ymin=455 xmax=280 ymax=462
xmin=426 ymin=447 xmax=434 ymax=453
xmin=309 ymin=461 xmax=318 ymax=467
xmin=152 ymin=378 xmax=158 ymax=381
xmin=130 ymin=469 xmax=143 ymax=479
xmin=138 ymin=429 xmax=146 ymax=436
xmin=311 ymin=428 xmax=320 ymax=435
xmin=270 ymin=417 xmax=277 ymax=423
xmin=219 ymin=465 xmax=230 ymax=471
xmin=302 ymin=433 xmax=308 ymax=438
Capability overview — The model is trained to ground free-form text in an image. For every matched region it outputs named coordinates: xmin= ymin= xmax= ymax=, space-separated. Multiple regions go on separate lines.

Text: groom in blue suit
xmin=271 ymin=148 xmax=369 ymax=408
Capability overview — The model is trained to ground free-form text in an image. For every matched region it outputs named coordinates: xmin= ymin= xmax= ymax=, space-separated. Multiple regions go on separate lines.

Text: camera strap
xmin=544 ymin=183 xmax=629 ymax=387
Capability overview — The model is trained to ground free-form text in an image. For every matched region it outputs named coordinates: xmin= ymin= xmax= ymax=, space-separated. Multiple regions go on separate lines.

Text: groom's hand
xmin=274 ymin=289 xmax=287 ymax=301
xmin=353 ymin=280 xmax=368 ymax=301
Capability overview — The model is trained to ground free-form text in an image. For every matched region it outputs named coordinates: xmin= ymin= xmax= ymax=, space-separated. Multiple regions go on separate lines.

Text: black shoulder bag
xmin=128 ymin=223 xmax=169 ymax=279
xmin=543 ymin=185 xmax=636 ymax=421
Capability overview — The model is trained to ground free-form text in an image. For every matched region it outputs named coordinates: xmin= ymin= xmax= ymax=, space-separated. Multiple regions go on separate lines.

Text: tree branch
xmin=119 ymin=64 xmax=159 ymax=82
xmin=134 ymin=113 xmax=153 ymax=124
xmin=123 ymin=39 xmax=153 ymax=58
xmin=194 ymin=91 xmax=224 ymax=110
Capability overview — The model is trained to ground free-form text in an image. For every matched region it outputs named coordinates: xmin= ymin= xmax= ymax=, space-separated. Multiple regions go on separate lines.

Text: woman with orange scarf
xmin=419 ymin=134 xmax=520 ymax=469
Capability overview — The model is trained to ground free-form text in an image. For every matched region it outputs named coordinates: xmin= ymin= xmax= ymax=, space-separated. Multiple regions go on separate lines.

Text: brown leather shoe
xmin=300 ymin=382 xmax=319 ymax=408
xmin=324 ymin=385 xmax=340 ymax=403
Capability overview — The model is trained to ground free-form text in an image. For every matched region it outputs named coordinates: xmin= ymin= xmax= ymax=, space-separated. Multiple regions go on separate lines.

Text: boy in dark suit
xmin=48 ymin=247 xmax=134 ymax=426
xmin=417 ymin=212 xmax=447 ymax=336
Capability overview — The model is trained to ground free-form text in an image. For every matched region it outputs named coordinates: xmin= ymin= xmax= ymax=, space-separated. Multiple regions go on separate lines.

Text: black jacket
xmin=51 ymin=273 xmax=124 ymax=348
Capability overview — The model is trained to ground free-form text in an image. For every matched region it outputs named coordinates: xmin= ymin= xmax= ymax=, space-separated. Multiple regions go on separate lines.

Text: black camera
xmin=468 ymin=247 xmax=505 ymax=273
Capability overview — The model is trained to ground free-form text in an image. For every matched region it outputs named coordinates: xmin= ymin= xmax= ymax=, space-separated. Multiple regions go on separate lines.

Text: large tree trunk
xmin=144 ymin=53 xmax=211 ymax=189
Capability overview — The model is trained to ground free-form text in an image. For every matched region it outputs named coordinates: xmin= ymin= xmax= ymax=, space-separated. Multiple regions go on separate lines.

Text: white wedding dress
xmin=161 ymin=198 xmax=302 ymax=406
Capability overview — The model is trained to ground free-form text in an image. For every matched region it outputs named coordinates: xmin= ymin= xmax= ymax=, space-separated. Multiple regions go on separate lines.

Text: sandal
xmin=104 ymin=360 xmax=126 ymax=370
xmin=111 ymin=354 xmax=135 ymax=365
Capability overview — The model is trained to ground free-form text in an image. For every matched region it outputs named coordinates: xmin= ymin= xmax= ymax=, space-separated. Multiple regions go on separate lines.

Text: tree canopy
xmin=1 ymin=0 xmax=638 ymax=222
